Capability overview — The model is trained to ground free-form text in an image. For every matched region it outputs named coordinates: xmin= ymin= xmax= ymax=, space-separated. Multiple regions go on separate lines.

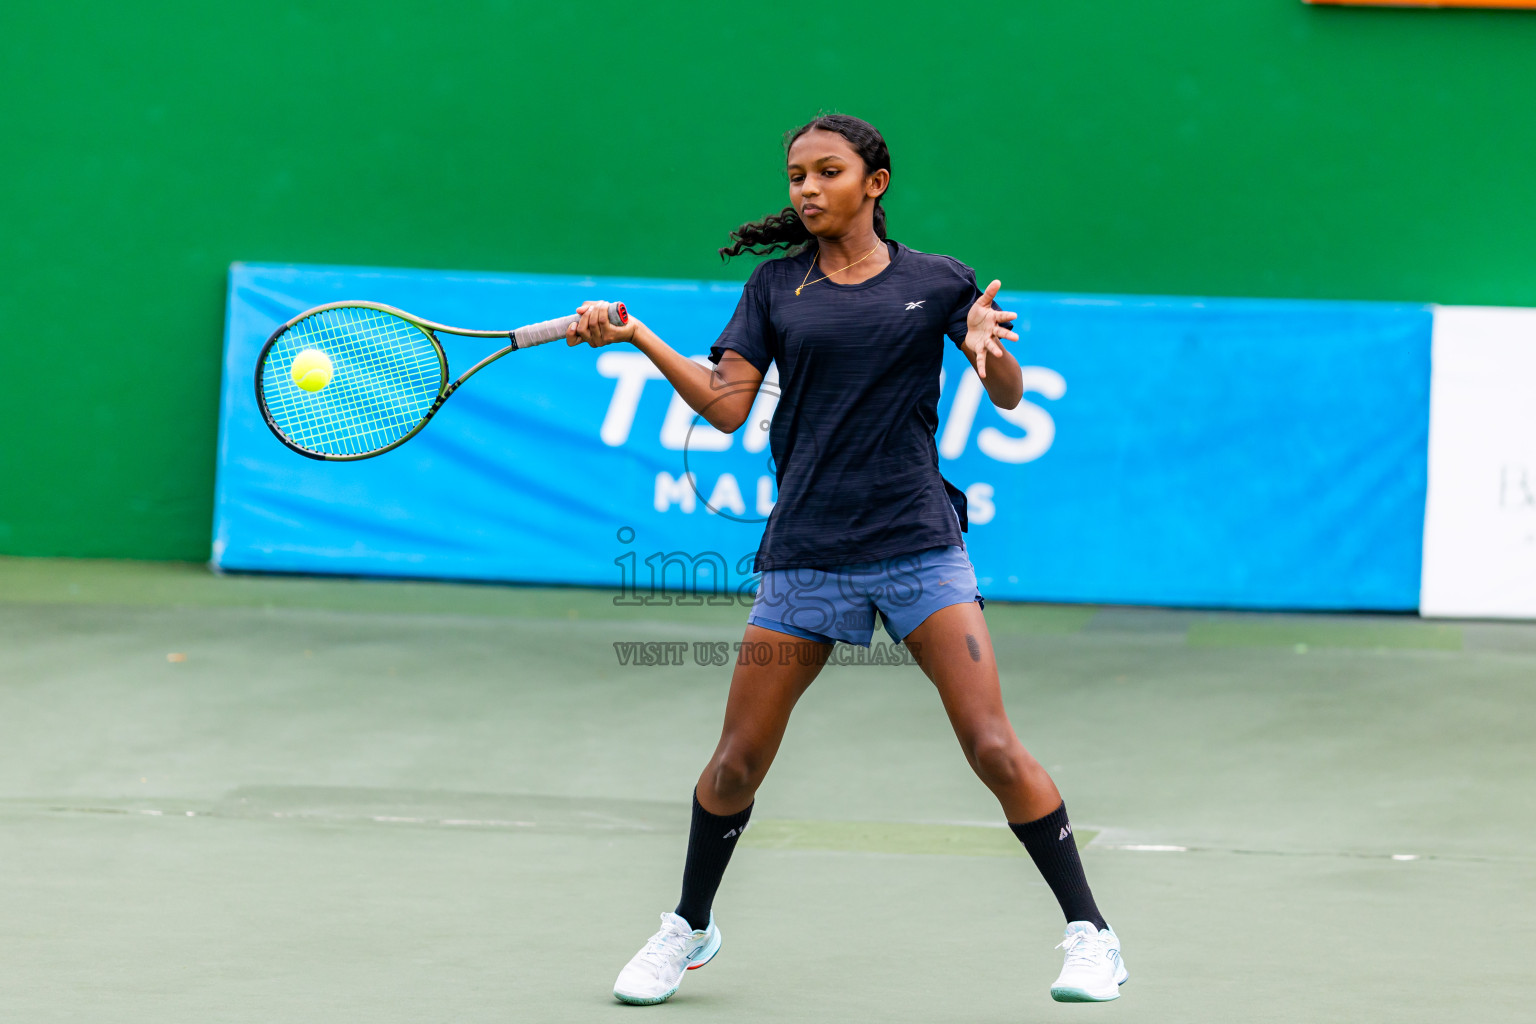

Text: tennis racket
xmin=255 ymin=300 xmax=627 ymax=461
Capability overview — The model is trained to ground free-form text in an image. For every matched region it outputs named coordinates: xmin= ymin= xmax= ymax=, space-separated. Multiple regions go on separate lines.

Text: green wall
xmin=4 ymin=2 xmax=1535 ymax=560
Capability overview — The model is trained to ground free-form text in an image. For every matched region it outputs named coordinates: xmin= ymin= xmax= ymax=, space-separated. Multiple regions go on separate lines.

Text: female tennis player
xmin=566 ymin=114 xmax=1126 ymax=1006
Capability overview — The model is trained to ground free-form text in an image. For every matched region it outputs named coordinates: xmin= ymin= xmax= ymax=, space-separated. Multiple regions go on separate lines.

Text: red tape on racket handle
xmin=513 ymin=302 xmax=629 ymax=349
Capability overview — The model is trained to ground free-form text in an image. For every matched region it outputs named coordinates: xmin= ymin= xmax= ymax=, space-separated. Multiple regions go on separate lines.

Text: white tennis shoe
xmin=1050 ymin=921 xmax=1128 ymax=1002
xmin=613 ymin=911 xmax=722 ymax=1005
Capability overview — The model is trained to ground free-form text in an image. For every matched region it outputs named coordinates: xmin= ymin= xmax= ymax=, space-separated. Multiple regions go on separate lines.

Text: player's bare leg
xmin=904 ymin=602 xmax=1058 ymax=821
xmin=614 ymin=625 xmax=829 ymax=1005
xmin=905 ymin=602 xmax=1127 ymax=1002
xmin=695 ymin=624 xmax=829 ymax=814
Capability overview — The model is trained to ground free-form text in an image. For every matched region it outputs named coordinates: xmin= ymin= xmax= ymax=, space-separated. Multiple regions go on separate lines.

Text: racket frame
xmin=255 ymin=299 xmax=606 ymax=462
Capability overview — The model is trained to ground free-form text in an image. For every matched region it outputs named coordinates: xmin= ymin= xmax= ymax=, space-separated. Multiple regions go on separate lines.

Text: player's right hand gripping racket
xmin=255 ymin=300 xmax=626 ymax=460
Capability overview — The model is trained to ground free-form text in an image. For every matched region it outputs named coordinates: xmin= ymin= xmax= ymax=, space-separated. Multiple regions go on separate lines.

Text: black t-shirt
xmin=709 ymin=240 xmax=982 ymax=571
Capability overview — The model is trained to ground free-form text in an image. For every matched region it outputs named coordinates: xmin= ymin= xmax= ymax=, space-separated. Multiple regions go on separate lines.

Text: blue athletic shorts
xmin=747 ymin=544 xmax=985 ymax=646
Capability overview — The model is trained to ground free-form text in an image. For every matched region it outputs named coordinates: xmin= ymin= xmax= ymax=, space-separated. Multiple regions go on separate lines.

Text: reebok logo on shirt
xmin=904 ymin=300 xmax=926 ymax=310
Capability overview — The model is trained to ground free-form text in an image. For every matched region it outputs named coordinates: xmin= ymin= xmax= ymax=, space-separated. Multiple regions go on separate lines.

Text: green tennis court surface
xmin=2 ymin=558 xmax=1532 ymax=1022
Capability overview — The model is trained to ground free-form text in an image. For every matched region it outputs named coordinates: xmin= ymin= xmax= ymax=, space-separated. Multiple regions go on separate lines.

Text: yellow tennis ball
xmin=290 ymin=348 xmax=334 ymax=392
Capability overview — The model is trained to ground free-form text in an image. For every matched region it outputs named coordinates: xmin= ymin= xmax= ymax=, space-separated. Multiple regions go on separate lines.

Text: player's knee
xmin=967 ymin=732 xmax=1025 ymax=790
xmin=706 ymin=746 xmax=764 ymax=803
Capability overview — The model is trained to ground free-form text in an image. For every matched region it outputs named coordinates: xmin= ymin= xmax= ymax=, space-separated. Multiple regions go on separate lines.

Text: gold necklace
xmin=796 ymin=243 xmax=882 ymax=296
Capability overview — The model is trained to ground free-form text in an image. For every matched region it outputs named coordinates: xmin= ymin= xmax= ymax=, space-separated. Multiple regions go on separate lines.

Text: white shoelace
xmin=637 ymin=921 xmax=692 ymax=970
xmin=1056 ymin=930 xmax=1102 ymax=969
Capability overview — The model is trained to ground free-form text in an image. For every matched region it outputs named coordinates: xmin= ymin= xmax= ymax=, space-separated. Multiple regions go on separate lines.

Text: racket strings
xmin=261 ymin=308 xmax=445 ymax=457
xmin=264 ymin=311 xmax=425 ymax=452
xmin=302 ymin=312 xmax=437 ymax=448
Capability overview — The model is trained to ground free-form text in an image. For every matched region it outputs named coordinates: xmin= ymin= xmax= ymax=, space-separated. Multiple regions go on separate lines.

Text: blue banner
xmin=215 ymin=263 xmax=1431 ymax=609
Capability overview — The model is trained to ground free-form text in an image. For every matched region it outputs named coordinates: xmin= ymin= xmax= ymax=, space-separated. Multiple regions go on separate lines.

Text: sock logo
xmin=723 ymin=822 xmax=751 ymax=839
xmin=1058 ymin=823 xmax=1073 ymax=841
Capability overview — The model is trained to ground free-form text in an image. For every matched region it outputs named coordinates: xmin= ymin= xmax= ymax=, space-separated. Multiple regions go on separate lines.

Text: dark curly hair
xmin=719 ymin=114 xmax=891 ymax=260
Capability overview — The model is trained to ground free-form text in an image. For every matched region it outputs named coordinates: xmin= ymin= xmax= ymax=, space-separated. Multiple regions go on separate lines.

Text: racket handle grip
xmin=514 ymin=302 xmax=629 ymax=349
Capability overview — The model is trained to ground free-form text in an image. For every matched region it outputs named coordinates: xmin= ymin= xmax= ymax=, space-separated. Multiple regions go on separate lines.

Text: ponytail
xmin=719 ymin=113 xmax=891 ymax=261
xmin=718 ymin=205 xmax=814 ymax=260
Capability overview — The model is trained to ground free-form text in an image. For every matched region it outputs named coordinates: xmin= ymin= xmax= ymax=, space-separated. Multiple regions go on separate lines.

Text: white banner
xmin=1421 ymin=306 xmax=1536 ymax=619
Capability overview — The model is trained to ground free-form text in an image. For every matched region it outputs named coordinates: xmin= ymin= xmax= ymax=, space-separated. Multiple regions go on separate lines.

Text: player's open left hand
xmin=567 ymin=300 xmax=638 ymax=348
xmin=964 ymin=279 xmax=1019 ymax=379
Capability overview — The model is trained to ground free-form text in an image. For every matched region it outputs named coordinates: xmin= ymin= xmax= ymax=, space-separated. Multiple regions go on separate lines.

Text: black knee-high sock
xmin=674 ymin=791 xmax=753 ymax=932
xmin=1009 ymin=802 xmax=1108 ymax=931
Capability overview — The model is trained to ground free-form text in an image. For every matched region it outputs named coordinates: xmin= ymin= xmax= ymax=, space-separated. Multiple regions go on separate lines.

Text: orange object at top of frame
xmin=1305 ymin=1 xmax=1536 ymax=7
